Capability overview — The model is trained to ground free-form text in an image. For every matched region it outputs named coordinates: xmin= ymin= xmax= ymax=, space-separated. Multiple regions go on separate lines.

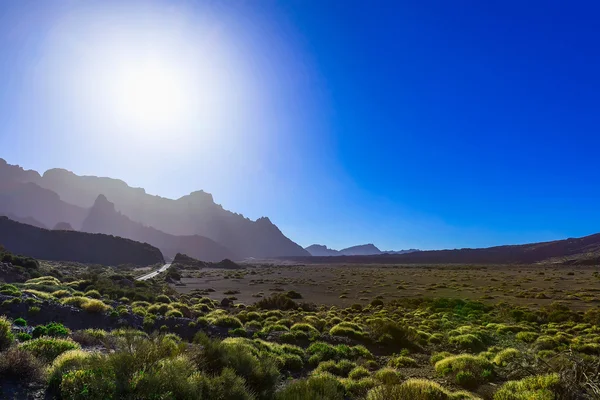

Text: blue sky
xmin=1 ymin=0 xmax=599 ymax=250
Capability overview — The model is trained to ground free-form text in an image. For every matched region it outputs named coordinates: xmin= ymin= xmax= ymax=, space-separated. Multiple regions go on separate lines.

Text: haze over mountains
xmin=305 ymin=244 xmax=419 ymax=256
xmin=0 ymin=158 xmax=308 ymax=261
xmin=0 ymin=216 xmax=164 ymax=265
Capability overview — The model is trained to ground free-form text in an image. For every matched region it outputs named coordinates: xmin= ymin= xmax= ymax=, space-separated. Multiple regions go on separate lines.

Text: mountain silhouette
xmin=53 ymin=222 xmax=74 ymax=230
xmin=298 ymin=233 xmax=600 ymax=265
xmin=82 ymin=194 xmax=236 ymax=261
xmin=306 ymin=243 xmax=418 ymax=256
xmin=0 ymin=159 xmax=309 ymax=258
xmin=0 ymin=180 xmax=86 ymax=230
xmin=0 ymin=216 xmax=163 ymax=266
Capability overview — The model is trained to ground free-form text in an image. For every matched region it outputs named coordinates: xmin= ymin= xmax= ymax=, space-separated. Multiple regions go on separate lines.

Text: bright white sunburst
xmin=113 ymin=59 xmax=191 ymax=130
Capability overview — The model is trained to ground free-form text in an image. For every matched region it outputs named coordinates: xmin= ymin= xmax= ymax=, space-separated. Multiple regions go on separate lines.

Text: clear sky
xmin=1 ymin=0 xmax=599 ymax=250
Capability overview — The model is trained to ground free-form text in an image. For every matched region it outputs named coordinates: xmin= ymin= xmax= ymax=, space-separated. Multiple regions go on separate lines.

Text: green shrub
xmin=349 ymin=366 xmax=371 ymax=380
xmin=494 ymin=373 xmax=561 ymax=400
xmin=343 ymin=376 xmax=377 ymax=398
xmin=47 ymin=349 xmax=92 ymax=390
xmin=290 ymin=323 xmax=320 ymax=335
xmin=71 ymin=329 xmax=108 ymax=346
xmin=84 ymin=289 xmax=102 ymax=299
xmin=19 ymin=337 xmax=80 ymax=362
xmin=275 ymin=373 xmax=346 ymax=400
xmin=16 ymin=332 xmax=32 ymax=341
xmin=81 ymin=299 xmax=112 ymax=313
xmin=516 ymin=331 xmax=539 ymax=343
xmin=166 ymin=309 xmax=184 ymax=318
xmin=60 ymin=367 xmax=117 ymax=400
xmin=313 ymin=359 xmax=357 ymax=377
xmin=14 ymin=317 xmax=27 ymax=326
xmin=156 ymin=294 xmax=172 ymax=303
xmin=388 ymin=355 xmax=418 ymax=368
xmin=435 ymin=354 xmax=493 ymax=385
xmin=256 ymin=294 xmax=298 ymax=310
xmin=374 ymin=367 xmax=403 ymax=385
xmin=430 ymin=351 xmax=453 ymax=365
xmin=493 ymin=348 xmax=520 ymax=366
xmin=32 ymin=325 xmax=48 ymax=338
xmin=0 ymin=315 xmax=14 ymax=351
xmin=329 ymin=324 xmax=366 ymax=340
xmin=46 ymin=322 xmax=69 ymax=337
xmin=366 ymin=378 xmax=477 ymax=399
xmin=448 ymin=334 xmax=485 ymax=352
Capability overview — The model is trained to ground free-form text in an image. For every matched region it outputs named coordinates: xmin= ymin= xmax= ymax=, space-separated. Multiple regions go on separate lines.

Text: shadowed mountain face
xmin=0 ymin=180 xmax=86 ymax=230
xmin=0 ymin=159 xmax=309 ymax=259
xmin=0 ymin=216 xmax=164 ymax=266
xmin=82 ymin=195 xmax=236 ymax=262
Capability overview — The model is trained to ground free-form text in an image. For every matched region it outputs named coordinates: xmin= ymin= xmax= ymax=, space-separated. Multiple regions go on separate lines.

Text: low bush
xmin=47 ymin=349 xmax=92 ymax=390
xmin=435 ymin=354 xmax=493 ymax=387
xmin=19 ymin=337 xmax=81 ymax=362
xmin=388 ymin=355 xmax=418 ymax=368
xmin=0 ymin=347 xmax=44 ymax=382
xmin=494 ymin=373 xmax=561 ymax=399
xmin=0 ymin=315 xmax=14 ymax=351
xmin=275 ymin=373 xmax=346 ymax=400
xmin=374 ymin=367 xmax=403 ymax=385
xmin=366 ymin=378 xmax=477 ymax=399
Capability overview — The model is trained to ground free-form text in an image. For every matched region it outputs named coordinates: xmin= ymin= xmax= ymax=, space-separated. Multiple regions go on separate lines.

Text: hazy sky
xmin=1 ymin=0 xmax=600 ymax=250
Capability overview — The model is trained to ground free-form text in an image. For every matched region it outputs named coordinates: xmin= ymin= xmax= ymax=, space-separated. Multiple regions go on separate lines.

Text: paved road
xmin=136 ymin=263 xmax=172 ymax=281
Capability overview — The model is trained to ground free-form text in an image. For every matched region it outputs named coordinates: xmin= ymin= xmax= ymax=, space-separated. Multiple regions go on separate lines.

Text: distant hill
xmin=305 ymin=243 xmax=419 ymax=256
xmin=0 ymin=216 xmax=164 ymax=266
xmin=173 ymin=252 xmax=241 ymax=269
xmin=1 ymin=213 xmax=47 ymax=230
xmin=82 ymin=195 xmax=237 ymax=262
xmin=0 ymin=159 xmax=309 ymax=258
xmin=53 ymin=222 xmax=74 ymax=231
xmin=305 ymin=244 xmax=340 ymax=256
xmin=297 ymin=233 xmax=600 ymax=265
xmin=0 ymin=180 xmax=86 ymax=230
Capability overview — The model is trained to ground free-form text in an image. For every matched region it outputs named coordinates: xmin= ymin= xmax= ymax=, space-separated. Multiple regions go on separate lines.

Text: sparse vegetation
xmin=0 ymin=255 xmax=599 ymax=399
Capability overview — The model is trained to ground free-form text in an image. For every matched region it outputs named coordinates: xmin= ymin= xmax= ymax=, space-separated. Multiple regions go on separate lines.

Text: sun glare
xmin=113 ymin=60 xmax=190 ymax=130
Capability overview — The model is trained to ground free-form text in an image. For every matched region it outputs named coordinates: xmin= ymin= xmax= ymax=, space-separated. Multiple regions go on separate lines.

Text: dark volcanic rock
xmin=0 ymin=216 xmax=164 ymax=266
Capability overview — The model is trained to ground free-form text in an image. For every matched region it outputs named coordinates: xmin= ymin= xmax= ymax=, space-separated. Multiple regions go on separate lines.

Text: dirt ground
xmin=171 ymin=264 xmax=600 ymax=309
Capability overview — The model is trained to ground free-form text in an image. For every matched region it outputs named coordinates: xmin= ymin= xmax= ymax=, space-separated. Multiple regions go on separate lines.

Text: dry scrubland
xmin=0 ymin=254 xmax=600 ymax=399
xmin=174 ymin=264 xmax=600 ymax=310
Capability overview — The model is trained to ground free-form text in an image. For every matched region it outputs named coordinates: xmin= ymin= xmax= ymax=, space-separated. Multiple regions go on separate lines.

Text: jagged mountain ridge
xmin=305 ymin=243 xmax=419 ymax=256
xmin=0 ymin=159 xmax=309 ymax=258
xmin=82 ymin=195 xmax=236 ymax=262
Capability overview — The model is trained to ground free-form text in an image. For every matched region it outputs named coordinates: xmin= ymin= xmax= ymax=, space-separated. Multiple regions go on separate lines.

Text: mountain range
xmin=295 ymin=233 xmax=600 ymax=265
xmin=305 ymin=243 xmax=419 ymax=256
xmin=0 ymin=158 xmax=309 ymax=261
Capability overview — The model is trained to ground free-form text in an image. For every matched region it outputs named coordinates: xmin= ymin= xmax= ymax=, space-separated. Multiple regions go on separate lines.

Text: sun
xmin=113 ymin=60 xmax=191 ymax=130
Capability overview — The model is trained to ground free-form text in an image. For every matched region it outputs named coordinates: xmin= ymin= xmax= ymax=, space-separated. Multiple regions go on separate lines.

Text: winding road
xmin=136 ymin=263 xmax=172 ymax=281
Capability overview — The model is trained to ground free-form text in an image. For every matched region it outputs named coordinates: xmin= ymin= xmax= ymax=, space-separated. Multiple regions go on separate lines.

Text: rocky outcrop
xmin=82 ymin=195 xmax=237 ymax=262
